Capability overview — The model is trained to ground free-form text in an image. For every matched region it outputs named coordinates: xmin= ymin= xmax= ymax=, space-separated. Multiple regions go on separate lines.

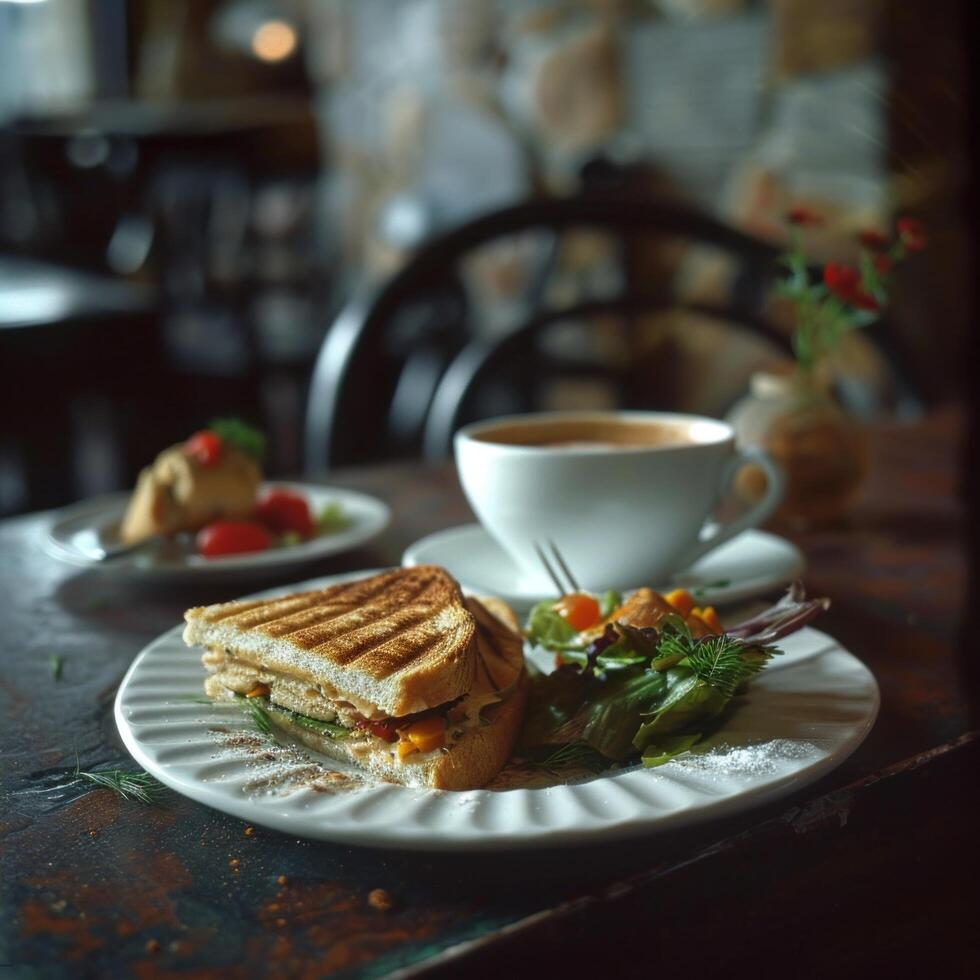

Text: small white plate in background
xmin=43 ymin=483 xmax=390 ymax=581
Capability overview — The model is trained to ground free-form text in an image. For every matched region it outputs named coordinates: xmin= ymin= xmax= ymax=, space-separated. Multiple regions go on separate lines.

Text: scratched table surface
xmin=2 ymin=412 xmax=977 ymax=979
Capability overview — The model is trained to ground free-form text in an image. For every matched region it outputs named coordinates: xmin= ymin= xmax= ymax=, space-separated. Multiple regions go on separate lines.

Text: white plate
xmin=43 ymin=483 xmax=390 ymax=580
xmin=403 ymin=523 xmax=805 ymax=609
xmin=115 ymin=570 xmax=878 ymax=851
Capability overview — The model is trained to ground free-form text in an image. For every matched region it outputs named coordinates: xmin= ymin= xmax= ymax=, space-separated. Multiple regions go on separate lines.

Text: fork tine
xmin=548 ymin=540 xmax=580 ymax=592
xmin=534 ymin=541 xmax=566 ymax=596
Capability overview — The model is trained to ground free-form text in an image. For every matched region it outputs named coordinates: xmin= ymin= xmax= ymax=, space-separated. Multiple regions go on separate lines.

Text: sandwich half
xmin=183 ymin=565 xmax=527 ymax=790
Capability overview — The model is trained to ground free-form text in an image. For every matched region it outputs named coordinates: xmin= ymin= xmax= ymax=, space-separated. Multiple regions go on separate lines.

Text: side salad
xmin=520 ymin=583 xmax=829 ymax=771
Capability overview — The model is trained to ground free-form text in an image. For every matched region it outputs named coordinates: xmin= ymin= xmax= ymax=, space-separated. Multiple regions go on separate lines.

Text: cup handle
xmin=672 ymin=447 xmax=785 ymax=572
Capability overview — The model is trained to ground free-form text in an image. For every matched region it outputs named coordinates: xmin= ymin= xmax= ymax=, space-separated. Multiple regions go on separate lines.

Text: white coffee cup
xmin=454 ymin=411 xmax=784 ymax=592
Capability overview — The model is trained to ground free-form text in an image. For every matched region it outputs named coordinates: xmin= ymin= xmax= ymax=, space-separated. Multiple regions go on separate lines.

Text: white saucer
xmin=403 ymin=523 xmax=804 ymax=609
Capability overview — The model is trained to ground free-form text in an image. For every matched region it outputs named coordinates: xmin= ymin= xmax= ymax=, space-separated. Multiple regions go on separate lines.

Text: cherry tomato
xmin=664 ymin=588 xmax=695 ymax=618
xmin=552 ymin=592 xmax=601 ymax=631
xmin=692 ymin=606 xmax=723 ymax=635
xmin=255 ymin=488 xmax=314 ymax=537
xmin=197 ymin=521 xmax=271 ymax=558
xmin=356 ymin=718 xmax=399 ymax=743
xmin=184 ymin=430 xmax=223 ymax=466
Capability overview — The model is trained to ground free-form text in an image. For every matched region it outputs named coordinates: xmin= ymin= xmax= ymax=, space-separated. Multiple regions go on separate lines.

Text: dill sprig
xmin=684 ymin=635 xmax=774 ymax=698
xmin=74 ymin=766 xmax=164 ymax=804
xmin=649 ymin=615 xmax=696 ymax=670
xmin=233 ymin=693 xmax=276 ymax=738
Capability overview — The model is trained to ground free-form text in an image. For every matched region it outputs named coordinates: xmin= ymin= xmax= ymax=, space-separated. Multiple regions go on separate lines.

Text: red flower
xmin=858 ymin=229 xmax=889 ymax=250
xmin=823 ymin=263 xmax=879 ymax=311
xmin=786 ymin=207 xmax=822 ymax=226
xmin=823 ymin=263 xmax=859 ymax=292
xmin=897 ymin=216 xmax=926 ymax=251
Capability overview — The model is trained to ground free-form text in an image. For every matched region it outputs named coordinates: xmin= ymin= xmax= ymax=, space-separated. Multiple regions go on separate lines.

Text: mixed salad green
xmin=520 ymin=584 xmax=829 ymax=772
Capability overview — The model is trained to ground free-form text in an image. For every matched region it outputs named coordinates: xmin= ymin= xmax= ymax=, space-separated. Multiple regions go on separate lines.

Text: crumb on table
xmin=368 ymin=888 xmax=394 ymax=911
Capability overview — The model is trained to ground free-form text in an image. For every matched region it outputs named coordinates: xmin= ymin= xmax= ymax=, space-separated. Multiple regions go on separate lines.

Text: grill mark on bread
xmin=298 ymin=609 xmax=432 ymax=662
xmin=267 ymin=578 xmax=434 ymax=640
xmin=311 ymin=606 xmax=448 ymax=669
xmin=217 ymin=570 xmax=439 ymax=634
xmin=198 ymin=569 xmax=417 ymax=628
xmin=242 ymin=579 xmax=439 ymax=652
xmin=210 ymin=577 xmax=400 ymax=630
xmin=220 ymin=587 xmax=441 ymax=662
xmin=339 ymin=628 xmax=449 ymax=677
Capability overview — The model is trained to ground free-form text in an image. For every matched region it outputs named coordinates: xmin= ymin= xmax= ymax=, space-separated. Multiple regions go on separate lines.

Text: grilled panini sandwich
xmin=183 ymin=566 xmax=527 ymax=790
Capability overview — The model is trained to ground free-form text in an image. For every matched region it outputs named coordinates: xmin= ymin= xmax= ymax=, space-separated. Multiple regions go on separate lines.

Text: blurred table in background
xmin=3 ymin=96 xmax=325 ymax=505
xmin=0 ymin=255 xmax=155 ymax=330
xmin=0 ymin=410 xmax=975 ymax=978
xmin=0 ymin=255 xmax=161 ymax=515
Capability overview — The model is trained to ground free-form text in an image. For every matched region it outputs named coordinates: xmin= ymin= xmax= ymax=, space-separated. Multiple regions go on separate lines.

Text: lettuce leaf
xmin=578 ymin=669 xmax=669 ymax=760
xmin=632 ymin=668 xmax=728 ymax=745
xmin=641 ymin=733 xmax=702 ymax=768
xmin=518 ymin=667 xmax=590 ymax=749
xmin=525 ymin=600 xmax=583 ymax=651
xmin=259 ymin=698 xmax=351 ymax=739
xmin=599 ymin=590 xmax=621 ymax=618
xmin=520 ymin=667 xmax=668 ymax=762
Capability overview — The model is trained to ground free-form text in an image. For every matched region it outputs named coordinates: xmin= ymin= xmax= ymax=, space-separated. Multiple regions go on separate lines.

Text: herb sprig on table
xmin=72 ymin=766 xmax=165 ymax=804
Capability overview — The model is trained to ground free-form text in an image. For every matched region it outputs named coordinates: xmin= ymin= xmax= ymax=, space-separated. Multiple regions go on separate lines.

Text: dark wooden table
xmin=2 ymin=412 xmax=977 ymax=979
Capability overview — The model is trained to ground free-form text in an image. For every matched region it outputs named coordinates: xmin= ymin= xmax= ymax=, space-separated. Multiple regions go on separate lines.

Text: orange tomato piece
xmin=700 ymin=606 xmax=723 ymax=634
xmin=396 ymin=740 xmax=418 ymax=761
xmin=664 ymin=589 xmax=695 ymax=618
xmin=405 ymin=716 xmax=446 ymax=754
xmin=553 ymin=593 xmax=601 ymax=631
xmin=691 ymin=607 xmax=723 ymax=635
xmin=246 ymin=683 xmax=270 ymax=698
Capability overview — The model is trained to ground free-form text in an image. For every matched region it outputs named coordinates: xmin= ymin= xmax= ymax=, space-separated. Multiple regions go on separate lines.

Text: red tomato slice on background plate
xmin=197 ymin=521 xmax=272 ymax=558
xmin=255 ymin=488 xmax=314 ymax=537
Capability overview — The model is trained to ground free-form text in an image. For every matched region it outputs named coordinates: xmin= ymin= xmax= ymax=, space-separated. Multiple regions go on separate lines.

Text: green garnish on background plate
xmin=209 ymin=418 xmax=266 ymax=462
xmin=316 ymin=502 xmax=350 ymax=534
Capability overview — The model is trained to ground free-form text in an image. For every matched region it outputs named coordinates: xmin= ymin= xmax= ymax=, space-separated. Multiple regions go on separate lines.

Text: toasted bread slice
xmin=184 ymin=566 xmax=477 ymax=717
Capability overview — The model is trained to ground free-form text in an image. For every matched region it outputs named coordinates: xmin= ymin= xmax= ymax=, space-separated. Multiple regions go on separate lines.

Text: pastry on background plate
xmin=120 ymin=420 xmax=263 ymax=544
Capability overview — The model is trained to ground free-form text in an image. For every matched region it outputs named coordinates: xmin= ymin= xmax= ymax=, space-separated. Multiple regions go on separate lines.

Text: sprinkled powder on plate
xmin=206 ymin=728 xmax=369 ymax=796
xmin=669 ymin=740 xmax=822 ymax=778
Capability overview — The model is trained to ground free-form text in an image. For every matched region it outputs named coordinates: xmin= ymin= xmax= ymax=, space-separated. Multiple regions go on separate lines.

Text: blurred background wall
xmin=0 ymin=0 xmax=972 ymax=515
